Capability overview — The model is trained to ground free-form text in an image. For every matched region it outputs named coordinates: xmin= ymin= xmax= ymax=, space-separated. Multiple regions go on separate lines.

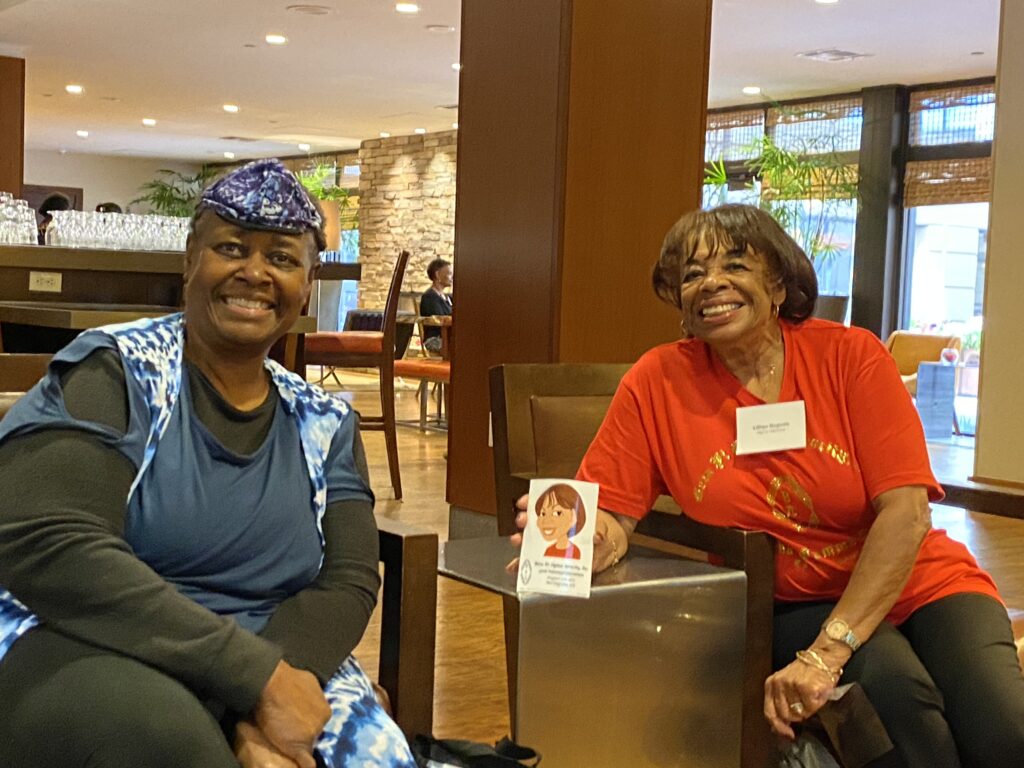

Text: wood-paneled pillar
xmin=0 ymin=56 xmax=26 ymax=197
xmin=448 ymin=0 xmax=714 ymax=517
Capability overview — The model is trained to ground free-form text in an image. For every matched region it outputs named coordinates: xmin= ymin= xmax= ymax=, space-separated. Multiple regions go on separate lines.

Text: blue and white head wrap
xmin=200 ymin=159 xmax=323 ymax=234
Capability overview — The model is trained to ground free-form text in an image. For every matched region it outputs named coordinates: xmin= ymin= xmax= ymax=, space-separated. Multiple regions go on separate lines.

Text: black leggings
xmin=0 ymin=627 xmax=240 ymax=768
xmin=774 ymin=593 xmax=1024 ymax=768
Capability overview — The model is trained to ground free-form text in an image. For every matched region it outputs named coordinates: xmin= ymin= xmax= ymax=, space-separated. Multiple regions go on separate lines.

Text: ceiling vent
xmin=286 ymin=4 xmax=332 ymax=15
xmin=219 ymin=136 xmax=261 ymax=143
xmin=796 ymin=48 xmax=873 ymax=63
xmin=435 ymin=104 xmax=459 ymax=111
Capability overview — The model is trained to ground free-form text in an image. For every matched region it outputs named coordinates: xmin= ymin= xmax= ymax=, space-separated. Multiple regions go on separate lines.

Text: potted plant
xmin=130 ymin=167 xmax=219 ymax=217
xmin=705 ymin=116 xmax=859 ymax=322
xmin=298 ymin=162 xmax=353 ymax=250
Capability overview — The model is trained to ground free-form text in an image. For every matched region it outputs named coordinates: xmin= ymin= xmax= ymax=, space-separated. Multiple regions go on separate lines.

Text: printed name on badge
xmin=735 ymin=400 xmax=807 ymax=456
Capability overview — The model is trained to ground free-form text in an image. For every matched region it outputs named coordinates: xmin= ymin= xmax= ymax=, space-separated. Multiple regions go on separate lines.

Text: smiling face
xmin=536 ymin=496 xmax=577 ymax=543
xmin=679 ymin=240 xmax=786 ymax=350
xmin=183 ymin=211 xmax=317 ymax=358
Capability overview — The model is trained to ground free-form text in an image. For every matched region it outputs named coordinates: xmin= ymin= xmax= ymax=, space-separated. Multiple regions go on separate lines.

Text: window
xmin=909 ymin=84 xmax=996 ymax=146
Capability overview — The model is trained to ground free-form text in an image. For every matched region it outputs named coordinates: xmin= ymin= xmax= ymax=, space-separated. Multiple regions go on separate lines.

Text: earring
xmin=771 ymin=303 xmax=780 ymax=319
xmin=679 ymin=318 xmax=692 ymax=339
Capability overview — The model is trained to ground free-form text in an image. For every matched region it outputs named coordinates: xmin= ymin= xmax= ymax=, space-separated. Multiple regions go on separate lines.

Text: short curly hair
xmin=651 ymin=204 xmax=818 ymax=322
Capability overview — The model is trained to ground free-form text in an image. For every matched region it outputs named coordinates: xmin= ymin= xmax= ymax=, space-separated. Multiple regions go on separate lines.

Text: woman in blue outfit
xmin=0 ymin=160 xmax=417 ymax=768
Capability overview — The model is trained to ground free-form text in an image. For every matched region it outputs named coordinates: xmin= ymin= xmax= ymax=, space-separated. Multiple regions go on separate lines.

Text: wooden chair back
xmin=490 ymin=362 xmax=775 ymax=768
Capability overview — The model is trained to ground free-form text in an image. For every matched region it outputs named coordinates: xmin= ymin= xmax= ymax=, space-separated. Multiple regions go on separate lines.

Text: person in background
xmin=95 ymin=202 xmax=123 ymax=214
xmin=36 ymin=193 xmax=71 ymax=244
xmin=0 ymin=159 xmax=416 ymax=768
xmin=512 ymin=204 xmax=1024 ymax=768
xmin=419 ymin=257 xmax=452 ymax=353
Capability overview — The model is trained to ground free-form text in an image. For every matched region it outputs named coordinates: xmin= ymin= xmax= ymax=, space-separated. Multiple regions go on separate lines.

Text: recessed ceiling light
xmin=265 ymin=34 xmax=288 ymax=45
xmin=286 ymin=4 xmax=331 ymax=15
xmin=414 ymin=127 xmax=427 ymax=134
xmin=223 ymin=104 xmax=240 ymax=113
xmin=379 ymin=131 xmax=391 ymax=138
xmin=395 ymin=3 xmax=420 ymax=14
xmin=452 ymin=122 xmax=459 ymax=130
xmin=425 ymin=24 xmax=455 ymax=33
xmin=451 ymin=62 xmax=463 ymax=71
xmin=76 ymin=130 xmax=89 ymax=138
xmin=298 ymin=142 xmax=311 ymax=151
xmin=742 ymin=86 xmax=762 ymax=95
xmin=65 ymin=84 xmax=84 ymax=95
xmin=142 ymin=118 xmax=157 ymax=126
xmin=224 ymin=151 xmax=236 ymax=159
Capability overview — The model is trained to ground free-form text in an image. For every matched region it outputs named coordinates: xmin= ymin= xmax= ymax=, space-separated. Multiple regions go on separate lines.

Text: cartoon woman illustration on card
xmin=535 ymin=483 xmax=587 ymax=559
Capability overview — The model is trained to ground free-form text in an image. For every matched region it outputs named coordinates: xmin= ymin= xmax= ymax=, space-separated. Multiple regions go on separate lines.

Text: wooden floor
xmin=331 ymin=372 xmax=1024 ymax=746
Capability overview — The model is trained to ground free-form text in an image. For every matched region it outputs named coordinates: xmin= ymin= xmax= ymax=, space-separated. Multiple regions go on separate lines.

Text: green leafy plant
xmin=298 ymin=162 xmax=356 ymax=230
xmin=298 ymin=163 xmax=350 ymax=205
xmin=961 ymin=329 xmax=982 ymax=351
xmin=130 ymin=167 xmax=219 ymax=217
xmin=705 ymin=114 xmax=858 ymax=268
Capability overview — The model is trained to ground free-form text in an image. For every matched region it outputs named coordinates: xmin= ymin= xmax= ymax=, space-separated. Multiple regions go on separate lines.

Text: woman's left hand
xmin=235 ymin=721 xmax=301 ymax=768
xmin=763 ymin=659 xmax=835 ymax=740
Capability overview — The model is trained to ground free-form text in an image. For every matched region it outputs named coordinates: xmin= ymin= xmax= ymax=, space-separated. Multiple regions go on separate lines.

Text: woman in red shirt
xmin=517 ymin=205 xmax=1024 ymax=767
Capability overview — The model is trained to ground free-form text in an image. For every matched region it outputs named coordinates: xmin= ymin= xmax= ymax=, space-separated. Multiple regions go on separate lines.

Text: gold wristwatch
xmin=824 ymin=618 xmax=861 ymax=651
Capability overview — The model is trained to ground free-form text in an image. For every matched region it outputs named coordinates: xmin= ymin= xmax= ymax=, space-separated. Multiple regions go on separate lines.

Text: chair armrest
xmin=377 ymin=517 xmax=438 ymax=739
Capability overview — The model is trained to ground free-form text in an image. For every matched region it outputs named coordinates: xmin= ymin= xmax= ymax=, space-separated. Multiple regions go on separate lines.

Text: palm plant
xmin=705 ymin=124 xmax=858 ymax=268
xmin=130 ymin=167 xmax=219 ymax=217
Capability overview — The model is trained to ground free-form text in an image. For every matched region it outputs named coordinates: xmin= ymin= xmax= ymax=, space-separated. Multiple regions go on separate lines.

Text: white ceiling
xmin=0 ymin=0 xmax=1001 ymax=162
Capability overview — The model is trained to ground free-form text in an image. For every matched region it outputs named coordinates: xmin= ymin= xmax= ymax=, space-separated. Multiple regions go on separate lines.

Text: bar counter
xmin=0 ymin=245 xmax=360 ymax=371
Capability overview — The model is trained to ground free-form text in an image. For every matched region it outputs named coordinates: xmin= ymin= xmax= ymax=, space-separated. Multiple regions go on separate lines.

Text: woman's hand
xmin=763 ymin=658 xmax=836 ymax=740
xmin=503 ymin=495 xmax=530 ymax=573
xmin=252 ymin=660 xmax=331 ymax=768
xmin=235 ymin=721 xmax=300 ymax=768
xmin=505 ymin=494 xmax=628 ymax=574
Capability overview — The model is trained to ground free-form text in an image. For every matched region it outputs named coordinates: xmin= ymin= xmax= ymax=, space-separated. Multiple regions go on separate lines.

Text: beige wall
xmin=356 ymin=131 xmax=456 ymax=308
xmin=974 ymin=0 xmax=1024 ymax=486
xmin=24 ymin=150 xmax=200 ymax=213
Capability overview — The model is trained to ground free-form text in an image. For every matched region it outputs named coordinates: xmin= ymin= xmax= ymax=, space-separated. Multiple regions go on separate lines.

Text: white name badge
xmin=735 ymin=400 xmax=807 ymax=456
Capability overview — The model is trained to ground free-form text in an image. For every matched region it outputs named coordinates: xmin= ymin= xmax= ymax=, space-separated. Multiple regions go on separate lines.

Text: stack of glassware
xmin=0 ymin=192 xmax=40 ymax=245
xmin=44 ymin=210 xmax=190 ymax=251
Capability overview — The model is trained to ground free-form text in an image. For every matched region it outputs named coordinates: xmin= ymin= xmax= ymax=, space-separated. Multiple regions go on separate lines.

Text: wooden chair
xmin=490 ymin=363 xmax=775 ymax=768
xmin=306 ymin=251 xmax=410 ymax=500
xmin=0 ymin=387 xmax=438 ymax=740
xmin=0 ymin=353 xmax=52 ymax=393
xmin=394 ymin=317 xmax=452 ymax=430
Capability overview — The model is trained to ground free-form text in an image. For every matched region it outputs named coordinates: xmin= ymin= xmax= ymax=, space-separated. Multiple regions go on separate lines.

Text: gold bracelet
xmin=608 ymin=535 xmax=621 ymax=566
xmin=795 ymin=649 xmax=842 ymax=684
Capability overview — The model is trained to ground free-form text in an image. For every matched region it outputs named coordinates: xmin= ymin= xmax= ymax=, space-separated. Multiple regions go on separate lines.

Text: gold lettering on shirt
xmin=808 ymin=438 xmax=850 ymax=466
xmin=693 ymin=441 xmax=737 ymax=502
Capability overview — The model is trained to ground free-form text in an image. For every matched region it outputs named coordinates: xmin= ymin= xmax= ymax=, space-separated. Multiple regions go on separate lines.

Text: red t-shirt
xmin=577 ymin=319 xmax=999 ymax=624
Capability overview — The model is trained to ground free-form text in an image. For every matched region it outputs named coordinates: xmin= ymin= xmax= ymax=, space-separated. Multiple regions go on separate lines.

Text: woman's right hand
xmin=503 ymin=494 xmax=530 ymax=573
xmin=505 ymin=495 xmax=627 ymax=575
xmin=234 ymin=721 xmax=300 ymax=768
xmin=253 ymin=660 xmax=331 ymax=768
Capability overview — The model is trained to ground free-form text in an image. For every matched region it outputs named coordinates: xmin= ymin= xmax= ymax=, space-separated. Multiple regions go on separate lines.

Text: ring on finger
xmin=789 ymin=701 xmax=805 ymax=716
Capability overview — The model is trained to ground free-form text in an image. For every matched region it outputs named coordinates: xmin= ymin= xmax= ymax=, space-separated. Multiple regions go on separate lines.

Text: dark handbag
xmin=411 ymin=735 xmax=540 ymax=768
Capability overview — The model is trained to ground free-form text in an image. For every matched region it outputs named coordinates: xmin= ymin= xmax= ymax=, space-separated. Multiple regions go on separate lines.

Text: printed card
xmin=517 ymin=478 xmax=598 ymax=599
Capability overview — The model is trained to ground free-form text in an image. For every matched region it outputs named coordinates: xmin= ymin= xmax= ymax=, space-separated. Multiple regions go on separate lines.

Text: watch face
xmin=826 ymin=619 xmax=849 ymax=640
